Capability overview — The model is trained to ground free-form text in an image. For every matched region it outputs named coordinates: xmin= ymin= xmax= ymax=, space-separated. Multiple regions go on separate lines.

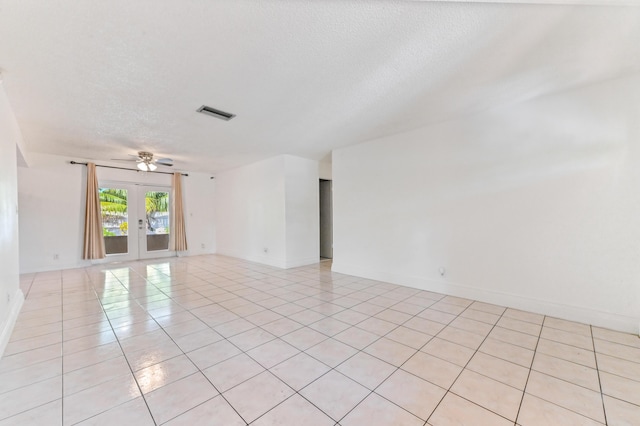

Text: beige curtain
xmin=170 ymin=172 xmax=188 ymax=251
xmin=82 ymin=162 xmax=106 ymax=259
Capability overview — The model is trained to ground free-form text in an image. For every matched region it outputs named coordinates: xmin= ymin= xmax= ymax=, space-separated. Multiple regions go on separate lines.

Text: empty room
xmin=0 ymin=0 xmax=639 ymax=425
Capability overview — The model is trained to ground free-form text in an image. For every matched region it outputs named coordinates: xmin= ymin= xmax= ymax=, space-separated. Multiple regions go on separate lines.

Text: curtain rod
xmin=70 ymin=161 xmax=188 ymax=176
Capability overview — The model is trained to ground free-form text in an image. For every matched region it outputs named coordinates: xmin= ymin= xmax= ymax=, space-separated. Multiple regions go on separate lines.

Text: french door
xmin=99 ymin=183 xmax=174 ymax=261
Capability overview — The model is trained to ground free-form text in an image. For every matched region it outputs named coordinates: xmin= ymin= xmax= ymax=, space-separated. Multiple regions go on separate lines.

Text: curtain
xmin=82 ymin=162 xmax=106 ymax=259
xmin=170 ymin=172 xmax=188 ymax=251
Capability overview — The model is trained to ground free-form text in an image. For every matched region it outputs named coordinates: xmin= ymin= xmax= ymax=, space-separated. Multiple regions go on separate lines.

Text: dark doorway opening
xmin=319 ymin=179 xmax=333 ymax=259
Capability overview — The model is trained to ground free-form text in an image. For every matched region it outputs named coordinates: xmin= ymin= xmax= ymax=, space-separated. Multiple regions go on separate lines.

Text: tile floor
xmin=1 ymin=255 xmax=639 ymax=425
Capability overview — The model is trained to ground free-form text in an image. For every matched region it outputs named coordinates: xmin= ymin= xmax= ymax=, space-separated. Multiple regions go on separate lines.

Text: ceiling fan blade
xmin=113 ymin=152 xmax=171 ymax=166
xmin=155 ymin=158 xmax=174 ymax=165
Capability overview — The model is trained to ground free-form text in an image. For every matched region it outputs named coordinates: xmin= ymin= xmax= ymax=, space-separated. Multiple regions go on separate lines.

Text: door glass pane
xmin=145 ymin=191 xmax=170 ymax=252
xmin=99 ymin=188 xmax=128 ymax=255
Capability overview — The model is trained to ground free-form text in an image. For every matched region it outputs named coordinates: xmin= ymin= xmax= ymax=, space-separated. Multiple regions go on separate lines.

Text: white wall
xmin=319 ymin=153 xmax=332 ymax=180
xmin=18 ymin=153 xmax=215 ymax=273
xmin=215 ymin=156 xmax=287 ymax=267
xmin=215 ymin=155 xmax=319 ymax=269
xmin=0 ymin=84 xmax=24 ymax=357
xmin=183 ymin=172 xmax=216 ymax=256
xmin=333 ymin=74 xmax=640 ymax=334
xmin=285 ymin=156 xmax=320 ymax=267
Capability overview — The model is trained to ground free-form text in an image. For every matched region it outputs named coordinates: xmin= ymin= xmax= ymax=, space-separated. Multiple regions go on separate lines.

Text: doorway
xmin=99 ymin=183 xmax=174 ymax=261
xmin=319 ymin=179 xmax=333 ymax=259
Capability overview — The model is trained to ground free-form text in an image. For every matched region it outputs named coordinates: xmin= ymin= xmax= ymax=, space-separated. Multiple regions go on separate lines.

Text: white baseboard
xmin=19 ymin=260 xmax=87 ymax=274
xmin=0 ymin=288 xmax=25 ymax=360
xmin=216 ymin=248 xmax=287 ymax=269
xmin=216 ymin=248 xmax=320 ymax=270
xmin=284 ymin=256 xmax=321 ymax=269
xmin=19 ymin=250 xmax=219 ymax=274
xmin=332 ymin=261 xmax=639 ymax=335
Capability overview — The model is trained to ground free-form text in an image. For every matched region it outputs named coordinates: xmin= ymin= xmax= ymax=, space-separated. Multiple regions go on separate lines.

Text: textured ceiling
xmin=0 ymin=0 xmax=638 ymax=173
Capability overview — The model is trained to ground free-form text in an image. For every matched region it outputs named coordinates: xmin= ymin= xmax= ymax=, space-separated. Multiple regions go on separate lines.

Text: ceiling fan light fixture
xmin=112 ymin=151 xmax=171 ymax=169
xmin=137 ymin=162 xmax=157 ymax=172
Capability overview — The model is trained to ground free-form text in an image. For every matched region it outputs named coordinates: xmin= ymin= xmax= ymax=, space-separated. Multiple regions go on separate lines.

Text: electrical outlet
xmin=439 ymin=267 xmax=446 ymax=276
xmin=53 ymin=254 xmax=59 ymax=260
xmin=201 ymin=243 xmax=205 ymax=249
xmin=263 ymin=247 xmax=268 ymax=254
xmin=6 ymin=293 xmax=10 ymax=303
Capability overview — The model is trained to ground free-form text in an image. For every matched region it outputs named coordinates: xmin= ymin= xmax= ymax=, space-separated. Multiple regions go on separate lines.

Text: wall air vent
xmin=197 ymin=105 xmax=236 ymax=121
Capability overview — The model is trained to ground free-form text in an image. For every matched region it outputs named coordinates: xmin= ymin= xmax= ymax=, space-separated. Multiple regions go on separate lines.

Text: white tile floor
xmin=1 ymin=255 xmax=639 ymax=425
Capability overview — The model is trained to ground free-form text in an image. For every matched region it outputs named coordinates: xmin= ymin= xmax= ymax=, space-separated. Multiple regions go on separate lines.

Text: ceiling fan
xmin=112 ymin=151 xmax=173 ymax=171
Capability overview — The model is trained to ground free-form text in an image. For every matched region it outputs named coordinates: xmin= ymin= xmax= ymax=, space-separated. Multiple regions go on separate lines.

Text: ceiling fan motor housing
xmin=138 ymin=151 xmax=154 ymax=163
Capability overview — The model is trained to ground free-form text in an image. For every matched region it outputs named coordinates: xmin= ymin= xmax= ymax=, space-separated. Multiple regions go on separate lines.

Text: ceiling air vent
xmin=197 ymin=105 xmax=236 ymax=121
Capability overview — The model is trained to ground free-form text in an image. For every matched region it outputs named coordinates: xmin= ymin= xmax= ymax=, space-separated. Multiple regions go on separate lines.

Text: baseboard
xmin=216 ymin=249 xmax=320 ymax=270
xmin=246 ymin=254 xmax=288 ymax=269
xmin=284 ymin=256 xmax=321 ymax=269
xmin=216 ymin=248 xmax=288 ymax=269
xmin=19 ymin=260 xmax=88 ymax=274
xmin=19 ymin=250 xmax=219 ymax=274
xmin=332 ymin=261 xmax=639 ymax=335
xmin=0 ymin=288 xmax=25 ymax=360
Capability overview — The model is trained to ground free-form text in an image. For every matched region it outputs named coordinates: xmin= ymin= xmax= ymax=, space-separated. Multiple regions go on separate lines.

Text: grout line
xmin=60 ymin=275 xmax=64 ymax=426
xmin=327 ymin=322 xmax=439 ymax=420
xmin=513 ymin=314 xmax=544 ymax=425
xmin=209 ymin=264 xmax=465 ymax=422
xmin=16 ymin=263 xmax=439 ymax=425
xmin=222 ymin=272 xmax=401 ymax=423
xmin=591 ymin=324 xmax=608 ymax=426
xmin=84 ymin=268 xmax=160 ymax=426
xmin=212 ymin=263 xmax=412 ymax=423
xmin=210 ymin=261 xmax=350 ymax=424
xmin=139 ymin=266 xmax=278 ymax=424
xmin=12 ymin=257 xmax=639 ymax=425
xmin=131 ymin=281 xmax=249 ymax=424
xmin=423 ymin=303 xmax=512 ymax=425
